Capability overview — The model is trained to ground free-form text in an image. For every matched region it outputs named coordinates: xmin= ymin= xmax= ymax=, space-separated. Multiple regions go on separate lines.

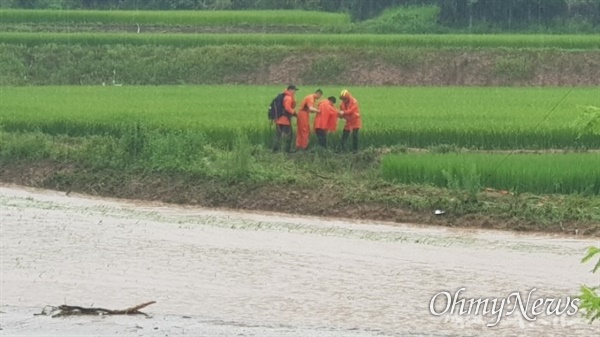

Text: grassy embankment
xmin=1 ymin=20 xmax=599 ymax=87
xmin=1 ymin=86 xmax=599 ymax=233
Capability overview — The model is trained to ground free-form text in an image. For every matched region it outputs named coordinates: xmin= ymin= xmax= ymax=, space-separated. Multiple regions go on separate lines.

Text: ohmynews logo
xmin=429 ymin=288 xmax=580 ymax=327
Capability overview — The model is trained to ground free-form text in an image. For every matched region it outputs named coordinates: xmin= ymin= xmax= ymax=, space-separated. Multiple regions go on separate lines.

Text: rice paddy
xmin=1 ymin=32 xmax=599 ymax=49
xmin=0 ymin=9 xmax=350 ymax=27
xmin=381 ymin=152 xmax=600 ymax=195
xmin=1 ymin=86 xmax=598 ymax=150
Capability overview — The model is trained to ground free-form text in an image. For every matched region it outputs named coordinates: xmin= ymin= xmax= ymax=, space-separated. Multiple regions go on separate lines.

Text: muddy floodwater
xmin=0 ymin=185 xmax=598 ymax=336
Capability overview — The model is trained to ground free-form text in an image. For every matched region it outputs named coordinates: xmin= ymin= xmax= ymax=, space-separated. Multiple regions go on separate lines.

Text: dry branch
xmin=36 ymin=301 xmax=156 ymax=318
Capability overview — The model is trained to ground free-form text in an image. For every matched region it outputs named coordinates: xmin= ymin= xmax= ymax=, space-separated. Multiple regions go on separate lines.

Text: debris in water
xmin=34 ymin=301 xmax=156 ymax=318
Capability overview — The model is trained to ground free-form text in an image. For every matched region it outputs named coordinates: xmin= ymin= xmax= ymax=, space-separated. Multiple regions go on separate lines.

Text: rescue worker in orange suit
xmin=273 ymin=85 xmax=298 ymax=153
xmin=296 ymin=89 xmax=323 ymax=150
xmin=327 ymin=96 xmax=339 ymax=134
xmin=314 ymin=96 xmax=337 ymax=148
xmin=338 ymin=89 xmax=362 ymax=152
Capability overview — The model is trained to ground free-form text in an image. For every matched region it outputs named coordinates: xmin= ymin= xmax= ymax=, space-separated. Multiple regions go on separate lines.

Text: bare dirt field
xmin=0 ymin=185 xmax=598 ymax=336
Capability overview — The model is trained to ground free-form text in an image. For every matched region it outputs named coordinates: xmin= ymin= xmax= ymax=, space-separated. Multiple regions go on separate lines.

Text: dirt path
xmin=0 ymin=185 xmax=598 ymax=336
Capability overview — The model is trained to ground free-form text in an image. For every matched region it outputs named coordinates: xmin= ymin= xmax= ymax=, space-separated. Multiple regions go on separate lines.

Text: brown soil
xmin=1 ymin=161 xmax=597 ymax=237
xmin=258 ymin=50 xmax=600 ymax=86
xmin=220 ymin=49 xmax=600 ymax=86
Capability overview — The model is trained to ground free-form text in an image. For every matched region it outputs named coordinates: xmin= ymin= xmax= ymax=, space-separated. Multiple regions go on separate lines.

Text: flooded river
xmin=0 ymin=185 xmax=598 ymax=336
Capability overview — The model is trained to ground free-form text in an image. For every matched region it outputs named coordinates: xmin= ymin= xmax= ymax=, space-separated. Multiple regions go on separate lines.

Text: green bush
xmin=579 ymin=246 xmax=600 ymax=323
xmin=0 ymin=130 xmax=51 ymax=160
xmin=224 ymin=130 xmax=252 ymax=182
xmin=358 ymin=6 xmax=441 ymax=34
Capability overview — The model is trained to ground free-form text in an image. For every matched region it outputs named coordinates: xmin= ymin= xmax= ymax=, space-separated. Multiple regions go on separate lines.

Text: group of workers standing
xmin=272 ymin=85 xmax=362 ymax=153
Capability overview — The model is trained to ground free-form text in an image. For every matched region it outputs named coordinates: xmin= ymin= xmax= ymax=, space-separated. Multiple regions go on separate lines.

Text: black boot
xmin=341 ymin=130 xmax=350 ymax=152
xmin=316 ymin=129 xmax=327 ymax=148
xmin=352 ymin=129 xmax=359 ymax=152
xmin=272 ymin=125 xmax=282 ymax=152
xmin=284 ymin=132 xmax=293 ymax=153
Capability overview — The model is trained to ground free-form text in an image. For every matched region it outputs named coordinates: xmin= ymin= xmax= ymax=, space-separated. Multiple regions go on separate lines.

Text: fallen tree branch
xmin=35 ymin=301 xmax=156 ymax=318
xmin=107 ymin=301 xmax=156 ymax=315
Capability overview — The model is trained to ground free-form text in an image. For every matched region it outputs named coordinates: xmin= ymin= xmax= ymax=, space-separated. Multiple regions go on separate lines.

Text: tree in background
xmin=437 ymin=0 xmax=584 ymax=29
xmin=568 ymin=0 xmax=600 ymax=25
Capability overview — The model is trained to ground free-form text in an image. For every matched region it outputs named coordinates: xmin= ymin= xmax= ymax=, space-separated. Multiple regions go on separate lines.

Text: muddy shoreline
xmin=1 ymin=161 xmax=598 ymax=236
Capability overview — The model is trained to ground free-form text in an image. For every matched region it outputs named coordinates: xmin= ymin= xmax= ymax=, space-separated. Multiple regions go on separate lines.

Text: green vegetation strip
xmin=1 ymin=32 xmax=599 ymax=49
xmin=1 ymin=86 xmax=598 ymax=150
xmin=2 ymin=129 xmax=600 ymax=229
xmin=381 ymin=153 xmax=600 ymax=195
xmin=0 ymin=9 xmax=350 ymax=26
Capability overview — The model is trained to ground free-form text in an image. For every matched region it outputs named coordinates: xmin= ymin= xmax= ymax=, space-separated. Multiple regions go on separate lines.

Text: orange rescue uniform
xmin=340 ymin=93 xmax=361 ymax=131
xmin=315 ymin=99 xmax=336 ymax=131
xmin=296 ymin=93 xmax=317 ymax=149
xmin=327 ymin=102 xmax=339 ymax=132
xmin=275 ymin=90 xmax=296 ymax=126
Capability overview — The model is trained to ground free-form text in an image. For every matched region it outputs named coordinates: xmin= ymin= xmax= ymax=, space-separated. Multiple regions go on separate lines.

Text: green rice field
xmin=1 ymin=32 xmax=599 ymax=49
xmin=1 ymin=86 xmax=598 ymax=150
xmin=0 ymin=9 xmax=350 ymax=26
xmin=381 ymin=153 xmax=600 ymax=195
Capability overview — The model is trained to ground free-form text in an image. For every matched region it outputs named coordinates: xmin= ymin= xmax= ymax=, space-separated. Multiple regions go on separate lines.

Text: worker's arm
xmin=340 ymin=100 xmax=359 ymax=117
xmin=304 ymin=97 xmax=319 ymax=113
xmin=284 ymin=96 xmax=296 ymax=115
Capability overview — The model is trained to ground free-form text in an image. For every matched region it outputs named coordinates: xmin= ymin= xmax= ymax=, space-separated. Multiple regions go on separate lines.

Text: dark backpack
xmin=268 ymin=93 xmax=289 ymax=122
